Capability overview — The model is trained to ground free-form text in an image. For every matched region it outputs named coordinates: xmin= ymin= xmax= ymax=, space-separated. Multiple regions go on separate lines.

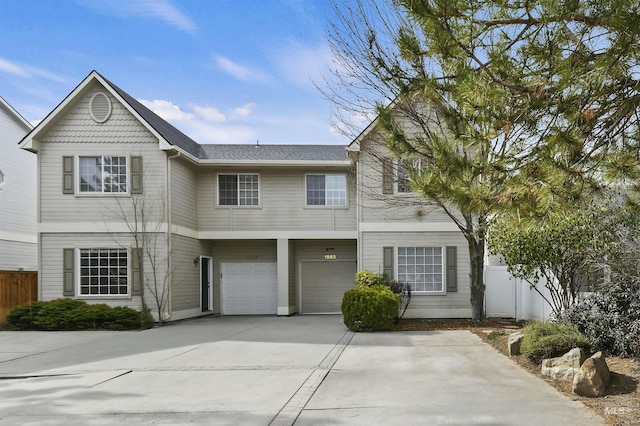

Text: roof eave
xmin=0 ymin=97 xmax=33 ymax=132
xmin=197 ymin=159 xmax=351 ymax=167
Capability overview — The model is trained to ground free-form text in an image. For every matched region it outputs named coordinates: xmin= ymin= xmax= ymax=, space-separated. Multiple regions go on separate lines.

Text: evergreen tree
xmin=326 ymin=0 xmax=640 ymax=320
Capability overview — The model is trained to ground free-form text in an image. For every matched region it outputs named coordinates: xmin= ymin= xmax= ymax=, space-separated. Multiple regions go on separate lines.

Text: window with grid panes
xmin=79 ymin=249 xmax=128 ymax=295
xmin=396 ymin=159 xmax=423 ymax=193
xmin=397 ymin=247 xmax=444 ymax=292
xmin=306 ymin=174 xmax=346 ymax=206
xmin=79 ymin=156 xmax=127 ymax=193
xmin=218 ymin=174 xmax=259 ymax=205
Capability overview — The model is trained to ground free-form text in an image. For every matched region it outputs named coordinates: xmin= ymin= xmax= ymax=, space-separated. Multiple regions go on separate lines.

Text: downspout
xmin=352 ymin=152 xmax=362 ymax=270
xmin=164 ymin=149 xmax=181 ymax=321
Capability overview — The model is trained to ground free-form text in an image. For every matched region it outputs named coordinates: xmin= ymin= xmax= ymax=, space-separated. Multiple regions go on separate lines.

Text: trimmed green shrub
xmin=32 ymin=298 xmax=88 ymax=330
xmin=5 ymin=301 xmax=47 ymax=330
xmin=341 ymin=285 xmax=400 ymax=331
xmin=139 ymin=302 xmax=154 ymax=330
xmin=353 ymin=270 xmax=412 ymax=322
xmin=355 ymin=270 xmax=388 ymax=287
xmin=520 ymin=321 xmax=590 ymax=362
xmin=103 ymin=306 xmax=146 ymax=330
xmin=6 ymin=299 xmax=150 ymax=331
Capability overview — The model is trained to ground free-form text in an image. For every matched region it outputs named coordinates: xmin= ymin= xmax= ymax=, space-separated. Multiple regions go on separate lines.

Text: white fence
xmin=484 ymin=265 xmax=553 ymax=322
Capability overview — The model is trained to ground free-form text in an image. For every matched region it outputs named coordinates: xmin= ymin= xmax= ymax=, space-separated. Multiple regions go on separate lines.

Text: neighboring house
xmin=20 ymin=70 xmax=469 ymax=321
xmin=0 ymin=97 xmax=36 ymax=271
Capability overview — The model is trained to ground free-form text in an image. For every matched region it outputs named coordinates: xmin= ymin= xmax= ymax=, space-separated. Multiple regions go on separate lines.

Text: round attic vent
xmin=89 ymin=92 xmax=112 ymax=123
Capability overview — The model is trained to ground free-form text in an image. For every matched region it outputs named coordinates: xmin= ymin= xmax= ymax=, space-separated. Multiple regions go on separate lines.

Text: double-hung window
xmin=306 ymin=174 xmax=347 ymax=206
xmin=79 ymin=248 xmax=128 ymax=296
xmin=397 ymin=247 xmax=444 ymax=292
xmin=218 ymin=174 xmax=259 ymax=206
xmin=396 ymin=159 xmax=422 ymax=194
xmin=79 ymin=156 xmax=127 ymax=193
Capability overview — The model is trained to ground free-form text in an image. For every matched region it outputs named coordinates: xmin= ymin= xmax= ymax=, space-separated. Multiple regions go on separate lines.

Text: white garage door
xmin=301 ymin=261 xmax=357 ymax=314
xmin=221 ymin=262 xmax=277 ymax=315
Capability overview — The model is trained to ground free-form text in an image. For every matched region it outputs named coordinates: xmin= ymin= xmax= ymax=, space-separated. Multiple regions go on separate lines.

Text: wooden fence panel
xmin=0 ymin=271 xmax=38 ymax=322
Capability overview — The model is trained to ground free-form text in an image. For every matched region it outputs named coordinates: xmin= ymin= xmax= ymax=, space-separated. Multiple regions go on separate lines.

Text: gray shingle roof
xmin=101 ymin=73 xmax=347 ymax=162
xmin=103 ymin=74 xmax=207 ymax=159
xmin=199 ymin=144 xmax=348 ymax=162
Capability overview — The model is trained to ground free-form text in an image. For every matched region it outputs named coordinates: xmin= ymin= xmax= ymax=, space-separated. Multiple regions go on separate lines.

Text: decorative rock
xmin=573 ymin=351 xmax=610 ymax=397
xmin=508 ymin=331 xmax=524 ymax=356
xmin=541 ymin=347 xmax=587 ymax=380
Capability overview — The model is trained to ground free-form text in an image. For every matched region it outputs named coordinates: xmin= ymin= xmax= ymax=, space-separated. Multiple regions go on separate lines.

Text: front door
xmin=201 ymin=257 xmax=212 ymax=312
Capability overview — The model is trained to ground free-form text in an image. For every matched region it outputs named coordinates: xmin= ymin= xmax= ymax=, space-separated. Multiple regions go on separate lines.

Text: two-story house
xmin=20 ymin=70 xmax=471 ymax=321
xmin=1 ymin=97 xmax=36 ymax=271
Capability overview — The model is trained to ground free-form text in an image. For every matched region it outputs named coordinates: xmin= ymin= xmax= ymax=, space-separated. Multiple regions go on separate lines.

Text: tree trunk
xmin=468 ymin=237 xmax=486 ymax=320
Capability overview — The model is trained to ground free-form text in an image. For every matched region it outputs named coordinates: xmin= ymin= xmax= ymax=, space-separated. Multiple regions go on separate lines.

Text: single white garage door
xmin=221 ymin=262 xmax=277 ymax=315
xmin=301 ymin=261 xmax=357 ymax=314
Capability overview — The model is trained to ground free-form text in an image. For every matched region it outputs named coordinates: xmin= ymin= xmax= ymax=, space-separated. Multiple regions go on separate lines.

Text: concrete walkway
xmin=0 ymin=316 xmax=604 ymax=425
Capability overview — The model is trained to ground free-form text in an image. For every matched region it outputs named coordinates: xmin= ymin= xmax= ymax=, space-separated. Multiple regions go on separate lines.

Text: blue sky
xmin=0 ymin=0 xmax=354 ymax=145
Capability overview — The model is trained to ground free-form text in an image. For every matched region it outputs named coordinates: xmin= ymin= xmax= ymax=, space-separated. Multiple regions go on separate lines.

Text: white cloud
xmin=140 ymin=99 xmax=193 ymax=122
xmin=139 ymin=98 xmax=257 ymax=144
xmin=232 ymin=103 xmax=256 ymax=118
xmin=0 ymin=57 xmax=30 ymax=77
xmin=193 ymin=106 xmax=226 ymax=123
xmin=78 ymin=0 xmax=197 ymax=35
xmin=272 ymin=40 xmax=333 ymax=91
xmin=214 ymin=56 xmax=272 ymax=84
xmin=182 ymin=120 xmax=256 ymax=145
xmin=0 ymin=56 xmax=67 ymax=82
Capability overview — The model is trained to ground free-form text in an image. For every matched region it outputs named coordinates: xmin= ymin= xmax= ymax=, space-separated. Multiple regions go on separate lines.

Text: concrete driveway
xmin=0 ymin=315 xmax=603 ymax=425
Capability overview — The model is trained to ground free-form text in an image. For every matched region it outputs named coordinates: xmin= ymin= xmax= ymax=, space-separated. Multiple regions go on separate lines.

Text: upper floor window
xmin=79 ymin=156 xmax=127 ymax=193
xmin=218 ymin=174 xmax=259 ymax=206
xmin=396 ymin=159 xmax=422 ymax=194
xmin=306 ymin=174 xmax=347 ymax=206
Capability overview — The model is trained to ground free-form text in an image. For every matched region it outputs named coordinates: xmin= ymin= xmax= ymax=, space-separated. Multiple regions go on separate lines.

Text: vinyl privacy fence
xmin=485 ymin=265 xmax=553 ymax=322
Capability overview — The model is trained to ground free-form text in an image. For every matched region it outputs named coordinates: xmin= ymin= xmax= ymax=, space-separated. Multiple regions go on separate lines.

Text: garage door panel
xmin=301 ymin=261 xmax=357 ymax=314
xmin=222 ymin=262 xmax=277 ymax=315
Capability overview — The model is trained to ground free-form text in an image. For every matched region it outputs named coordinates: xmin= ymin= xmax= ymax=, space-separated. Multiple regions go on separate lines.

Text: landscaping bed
xmin=395 ymin=318 xmax=640 ymax=426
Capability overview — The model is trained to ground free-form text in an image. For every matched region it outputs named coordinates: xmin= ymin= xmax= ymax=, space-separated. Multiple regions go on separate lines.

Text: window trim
xmin=304 ymin=173 xmax=349 ymax=208
xmin=395 ymin=159 xmax=423 ymax=195
xmin=77 ymin=248 xmax=130 ymax=298
xmin=76 ymin=155 xmax=129 ymax=196
xmin=396 ymin=245 xmax=446 ymax=295
xmin=216 ymin=172 xmax=261 ymax=207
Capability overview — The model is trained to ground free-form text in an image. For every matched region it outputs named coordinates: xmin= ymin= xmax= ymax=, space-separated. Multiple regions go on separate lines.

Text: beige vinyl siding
xmin=357 ymin=136 xmax=458 ymax=224
xmin=197 ymin=168 xmax=357 ymax=232
xmin=40 ymin=233 xmax=154 ymax=309
xmin=211 ymin=239 xmax=277 ymax=313
xmin=0 ymin=102 xmax=36 ymax=269
xmin=38 ymin=85 xmax=166 ymax=223
xmin=360 ymin=231 xmax=471 ymax=318
xmin=170 ymin=158 xmax=198 ymax=231
xmin=0 ymin=240 xmax=37 ymax=271
xmin=170 ymin=235 xmax=212 ymax=312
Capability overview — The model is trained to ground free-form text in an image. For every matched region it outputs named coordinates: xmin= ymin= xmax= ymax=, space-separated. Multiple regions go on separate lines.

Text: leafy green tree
xmin=489 ymin=208 xmax=606 ymax=316
xmin=325 ymin=1 xmax=640 ymax=320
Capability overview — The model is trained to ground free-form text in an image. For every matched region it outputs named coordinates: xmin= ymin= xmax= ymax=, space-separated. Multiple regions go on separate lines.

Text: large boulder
xmin=541 ymin=347 xmax=587 ymax=380
xmin=573 ymin=351 xmax=610 ymax=397
xmin=508 ymin=331 xmax=524 ymax=356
